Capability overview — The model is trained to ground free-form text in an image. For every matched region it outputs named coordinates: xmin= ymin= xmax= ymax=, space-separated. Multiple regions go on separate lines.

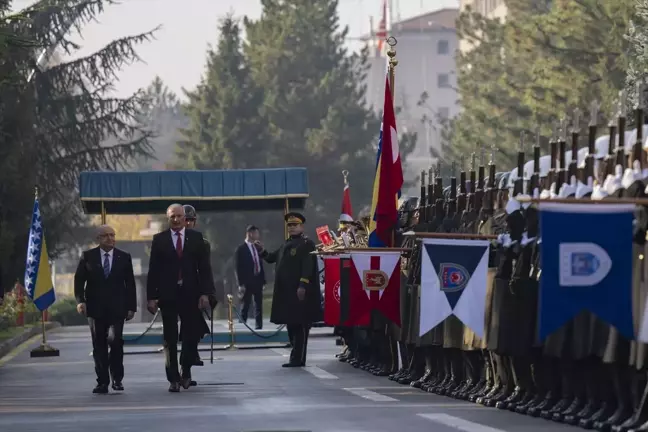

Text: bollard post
xmin=226 ymin=294 xmax=238 ymax=350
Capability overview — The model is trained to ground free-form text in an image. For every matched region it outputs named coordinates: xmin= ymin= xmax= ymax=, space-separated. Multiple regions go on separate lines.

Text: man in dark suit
xmin=74 ymin=225 xmax=137 ymax=394
xmin=146 ymin=204 xmax=214 ymax=393
xmin=235 ymin=225 xmax=265 ymax=330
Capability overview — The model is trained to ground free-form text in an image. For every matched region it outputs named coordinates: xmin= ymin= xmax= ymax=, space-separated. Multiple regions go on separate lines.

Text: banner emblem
xmin=290 ymin=248 xmax=296 ymax=256
xmin=559 ymin=242 xmax=612 ymax=286
xmin=440 ymin=263 xmax=469 ymax=292
xmin=333 ymin=280 xmax=341 ymax=303
xmin=362 ymin=269 xmax=388 ymax=291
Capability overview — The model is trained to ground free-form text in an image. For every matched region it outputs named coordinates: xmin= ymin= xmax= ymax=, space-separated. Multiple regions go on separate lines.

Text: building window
xmin=437 ymin=74 xmax=450 ymax=88
xmin=438 ymin=107 xmax=450 ymax=120
xmin=437 ymin=40 xmax=449 ymax=55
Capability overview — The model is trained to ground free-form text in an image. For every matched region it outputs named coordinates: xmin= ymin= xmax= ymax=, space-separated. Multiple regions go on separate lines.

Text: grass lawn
xmin=0 ymin=325 xmax=32 ymax=344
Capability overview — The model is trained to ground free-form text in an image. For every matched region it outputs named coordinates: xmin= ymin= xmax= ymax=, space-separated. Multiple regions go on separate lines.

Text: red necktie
xmin=252 ymin=245 xmax=260 ymax=274
xmin=175 ymin=231 xmax=183 ymax=282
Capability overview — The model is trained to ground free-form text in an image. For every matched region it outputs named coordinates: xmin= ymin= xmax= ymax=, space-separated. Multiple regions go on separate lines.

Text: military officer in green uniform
xmin=257 ymin=212 xmax=322 ymax=367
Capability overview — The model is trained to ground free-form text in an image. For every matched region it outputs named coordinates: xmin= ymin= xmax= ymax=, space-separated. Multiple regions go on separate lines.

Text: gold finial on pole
xmin=34 ymin=186 xmax=39 ymax=198
xmin=386 ymin=36 xmax=398 ymax=100
xmin=342 ymin=170 xmax=349 ymax=186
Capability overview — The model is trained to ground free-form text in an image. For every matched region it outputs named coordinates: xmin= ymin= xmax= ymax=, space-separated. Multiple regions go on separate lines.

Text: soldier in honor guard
xmin=256 ymin=212 xmax=322 ymax=367
xmin=181 ymin=205 xmax=217 ymax=383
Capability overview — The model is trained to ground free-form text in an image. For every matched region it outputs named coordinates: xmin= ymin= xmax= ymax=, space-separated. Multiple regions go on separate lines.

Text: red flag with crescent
xmin=323 ymin=256 xmax=341 ymax=325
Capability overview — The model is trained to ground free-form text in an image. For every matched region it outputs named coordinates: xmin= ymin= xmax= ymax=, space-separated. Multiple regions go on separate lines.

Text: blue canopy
xmin=79 ymin=168 xmax=309 ymax=214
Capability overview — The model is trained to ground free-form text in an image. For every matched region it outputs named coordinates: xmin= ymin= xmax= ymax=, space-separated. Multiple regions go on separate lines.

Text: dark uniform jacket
xmin=262 ymin=234 xmax=322 ymax=325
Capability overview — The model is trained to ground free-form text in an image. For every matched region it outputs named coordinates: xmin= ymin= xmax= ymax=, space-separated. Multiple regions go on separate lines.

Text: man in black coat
xmin=235 ymin=225 xmax=265 ymax=330
xmin=146 ymin=204 xmax=215 ymax=392
xmin=74 ymin=225 xmax=137 ymax=394
xmin=257 ymin=212 xmax=322 ymax=367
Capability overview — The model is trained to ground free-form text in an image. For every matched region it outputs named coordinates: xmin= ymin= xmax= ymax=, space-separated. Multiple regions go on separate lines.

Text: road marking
xmin=270 ymin=348 xmax=290 ymax=357
xmin=0 ymin=334 xmax=41 ymax=368
xmin=343 ymin=387 xmax=398 ymax=402
xmin=417 ymin=414 xmax=507 ymax=432
xmin=303 ymin=366 xmax=338 ymax=380
xmin=0 ymin=405 xmax=200 ymax=414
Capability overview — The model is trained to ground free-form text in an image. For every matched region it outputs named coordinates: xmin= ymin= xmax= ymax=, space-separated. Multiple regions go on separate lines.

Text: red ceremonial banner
xmin=349 ymin=251 xmax=401 ymax=326
xmin=323 ymin=256 xmax=341 ymax=325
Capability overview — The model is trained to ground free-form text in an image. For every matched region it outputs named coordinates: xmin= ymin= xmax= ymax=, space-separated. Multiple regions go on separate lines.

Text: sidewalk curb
xmin=0 ymin=322 xmax=62 ymax=360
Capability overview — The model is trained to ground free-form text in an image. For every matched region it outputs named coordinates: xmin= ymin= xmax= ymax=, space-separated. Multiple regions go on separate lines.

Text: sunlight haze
xmin=12 ymin=0 xmax=459 ymax=98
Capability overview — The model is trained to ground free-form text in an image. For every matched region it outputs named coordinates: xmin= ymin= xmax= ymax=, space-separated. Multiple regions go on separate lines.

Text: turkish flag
xmin=323 ymin=256 xmax=341 ymax=325
xmin=349 ymin=251 xmax=401 ymax=326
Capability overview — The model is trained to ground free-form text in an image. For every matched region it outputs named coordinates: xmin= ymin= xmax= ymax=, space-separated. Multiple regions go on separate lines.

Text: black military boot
xmin=611 ymin=376 xmax=648 ymax=432
xmin=567 ymin=360 xmax=604 ymax=426
xmin=594 ymin=365 xmax=634 ymax=432
xmin=470 ymin=353 xmax=493 ymax=402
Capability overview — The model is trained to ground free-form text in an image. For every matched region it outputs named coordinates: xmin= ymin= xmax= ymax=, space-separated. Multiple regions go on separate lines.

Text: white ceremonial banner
xmin=419 ymin=238 xmax=490 ymax=339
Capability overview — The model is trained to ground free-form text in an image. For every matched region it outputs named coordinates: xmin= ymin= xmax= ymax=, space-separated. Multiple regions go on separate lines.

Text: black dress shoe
xmin=255 ymin=325 xmax=263 ymax=330
xmin=194 ymin=359 xmax=204 ymax=367
xmin=180 ymin=376 xmax=192 ymax=389
xmin=93 ymin=384 xmax=109 ymax=394
xmin=190 ymin=380 xmax=197 ymax=387
xmin=282 ymin=362 xmax=304 ymax=368
xmin=168 ymin=382 xmax=180 ymax=392
xmin=111 ymin=381 xmax=124 ymax=391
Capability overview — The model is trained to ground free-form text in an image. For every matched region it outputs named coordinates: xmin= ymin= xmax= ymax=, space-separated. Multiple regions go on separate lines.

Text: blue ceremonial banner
xmin=539 ymin=202 xmax=634 ymax=340
xmin=419 ymin=238 xmax=490 ymax=339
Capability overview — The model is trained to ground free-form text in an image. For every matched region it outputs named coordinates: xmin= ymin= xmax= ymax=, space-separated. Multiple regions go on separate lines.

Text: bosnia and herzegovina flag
xmin=368 ymin=75 xmax=403 ymax=248
xmin=23 ymin=195 xmax=56 ymax=311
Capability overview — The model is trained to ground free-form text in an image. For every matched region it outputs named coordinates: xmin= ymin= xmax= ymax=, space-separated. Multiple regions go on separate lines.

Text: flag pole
xmin=386 ymin=37 xmax=398 ymax=101
xmin=386 ymin=37 xmax=398 ymax=246
xmin=30 ymin=186 xmax=59 ymax=358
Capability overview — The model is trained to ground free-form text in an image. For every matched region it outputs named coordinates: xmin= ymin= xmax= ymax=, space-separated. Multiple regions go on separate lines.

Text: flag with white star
xmin=23 ymin=196 xmax=56 ymax=311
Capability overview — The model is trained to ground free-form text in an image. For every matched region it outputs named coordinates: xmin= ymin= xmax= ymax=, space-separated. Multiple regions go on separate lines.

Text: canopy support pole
xmin=100 ymin=201 xmax=107 ymax=225
xmin=284 ymin=198 xmax=290 ymax=239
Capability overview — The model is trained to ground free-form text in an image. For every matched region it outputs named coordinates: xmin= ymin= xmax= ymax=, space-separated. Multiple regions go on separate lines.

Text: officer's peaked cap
xmin=285 ymin=212 xmax=306 ymax=224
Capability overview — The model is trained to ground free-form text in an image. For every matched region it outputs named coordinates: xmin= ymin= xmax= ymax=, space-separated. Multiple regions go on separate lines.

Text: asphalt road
xmin=0 ymin=326 xmax=575 ymax=432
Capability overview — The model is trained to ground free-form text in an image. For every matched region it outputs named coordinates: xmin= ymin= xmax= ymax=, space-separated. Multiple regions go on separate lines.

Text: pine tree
xmin=176 ymin=15 xmax=270 ymax=268
xmin=178 ymin=16 xmax=268 ymax=171
xmin=626 ymin=0 xmax=648 ymax=111
xmin=448 ymin=0 xmax=634 ymax=173
xmin=136 ymin=76 xmax=187 ymax=169
xmin=0 ymin=0 xmax=155 ymax=287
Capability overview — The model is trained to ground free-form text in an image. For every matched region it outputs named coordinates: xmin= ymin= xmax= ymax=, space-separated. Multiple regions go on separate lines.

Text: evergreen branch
xmin=37 ymin=30 xmax=158 ymax=90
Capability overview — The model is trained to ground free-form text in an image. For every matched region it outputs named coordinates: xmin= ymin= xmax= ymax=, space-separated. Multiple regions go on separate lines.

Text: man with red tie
xmin=146 ymin=204 xmax=214 ymax=392
xmin=235 ymin=225 xmax=265 ymax=330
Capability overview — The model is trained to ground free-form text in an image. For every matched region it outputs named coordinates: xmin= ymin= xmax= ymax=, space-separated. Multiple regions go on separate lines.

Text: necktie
xmin=175 ymin=232 xmax=183 ymax=283
xmin=175 ymin=232 xmax=183 ymax=258
xmin=252 ymin=245 xmax=260 ymax=274
xmin=103 ymin=253 xmax=110 ymax=278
